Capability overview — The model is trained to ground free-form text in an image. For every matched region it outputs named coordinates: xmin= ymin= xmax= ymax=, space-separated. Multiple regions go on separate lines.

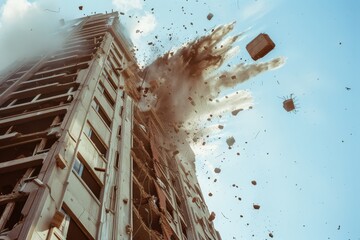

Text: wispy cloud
xmin=239 ymin=1 xmax=270 ymax=21
xmin=0 ymin=0 xmax=63 ymax=71
xmin=130 ymin=12 xmax=157 ymax=41
xmin=111 ymin=0 xmax=143 ymax=13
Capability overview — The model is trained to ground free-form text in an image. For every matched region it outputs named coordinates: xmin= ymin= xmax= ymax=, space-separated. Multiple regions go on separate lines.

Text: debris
xmin=208 ymin=193 xmax=213 ymax=197
xmin=283 ymin=98 xmax=295 ymax=112
xmin=226 ymin=136 xmax=235 ymax=148
xmin=337 ymin=225 xmax=340 ymax=230
xmin=345 ymin=87 xmax=351 ymax=90
xmin=269 ymin=232 xmax=274 ymax=238
xmin=119 ymin=12 xmax=125 ymax=15
xmin=251 ymin=180 xmax=257 ymax=185
xmin=208 ymin=212 xmax=216 ymax=221
xmin=221 ymin=212 xmax=229 ymax=219
xmin=231 ymin=109 xmax=242 ymax=116
xmin=214 ymin=168 xmax=221 ymax=174
xmin=246 ymin=33 xmax=275 ymax=61
xmin=218 ymin=125 xmax=224 ymax=129
xmin=207 ymin=13 xmax=214 ymax=20
xmin=253 ymin=204 xmax=260 ymax=210
xmin=78 ymin=6 xmax=83 ymax=10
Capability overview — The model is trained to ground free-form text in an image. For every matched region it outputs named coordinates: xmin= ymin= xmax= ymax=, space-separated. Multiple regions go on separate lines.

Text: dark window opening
xmin=166 ymin=199 xmax=175 ymax=220
xmin=41 ymin=137 xmax=58 ymax=152
xmin=0 ymin=97 xmax=72 ymax=119
xmin=31 ymin=62 xmax=88 ymax=79
xmin=63 ymin=209 xmax=91 ymax=240
xmin=0 ymin=169 xmax=27 ymax=195
xmin=115 ymin=152 xmax=119 ymax=169
xmin=104 ymin=70 xmax=117 ymax=90
xmin=0 ymin=126 xmax=11 ymax=135
xmin=38 ymin=87 xmax=76 ymax=100
xmin=13 ymin=96 xmax=35 ymax=106
xmin=11 ymin=115 xmax=64 ymax=135
xmin=0 ymin=141 xmax=39 ymax=163
xmin=181 ymin=219 xmax=188 ymax=238
xmin=93 ymin=99 xmax=112 ymax=127
xmin=73 ymin=155 xmax=102 ymax=199
xmin=118 ymin=125 xmax=122 ymax=136
xmin=87 ymin=126 xmax=107 ymax=156
xmin=0 ymin=99 xmax=14 ymax=108
xmin=98 ymin=82 xmax=115 ymax=107
xmin=2 ymin=198 xmax=27 ymax=231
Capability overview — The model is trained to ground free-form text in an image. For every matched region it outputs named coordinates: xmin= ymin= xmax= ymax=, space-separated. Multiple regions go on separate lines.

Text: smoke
xmin=0 ymin=0 xmax=64 ymax=71
xmin=138 ymin=22 xmax=285 ymax=131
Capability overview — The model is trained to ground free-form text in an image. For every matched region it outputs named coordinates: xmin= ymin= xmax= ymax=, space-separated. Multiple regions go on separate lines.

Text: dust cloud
xmin=137 ymin=22 xmax=284 ymax=136
xmin=0 ymin=0 xmax=64 ymax=72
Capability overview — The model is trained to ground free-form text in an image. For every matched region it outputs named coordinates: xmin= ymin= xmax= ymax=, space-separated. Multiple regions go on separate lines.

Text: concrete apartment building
xmin=0 ymin=12 xmax=221 ymax=240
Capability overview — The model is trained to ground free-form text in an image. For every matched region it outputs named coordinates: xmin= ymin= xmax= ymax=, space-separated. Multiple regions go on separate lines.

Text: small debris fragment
xmin=218 ymin=125 xmax=224 ymax=129
xmin=207 ymin=13 xmax=214 ymax=20
xmin=208 ymin=211 xmax=216 ymax=221
xmin=345 ymin=87 xmax=351 ymax=90
xmin=226 ymin=136 xmax=235 ymax=148
xmin=231 ymin=109 xmax=242 ymax=116
xmin=78 ymin=6 xmax=83 ymax=10
xmin=214 ymin=168 xmax=221 ymax=174
xmin=269 ymin=232 xmax=274 ymax=238
xmin=251 ymin=180 xmax=257 ymax=185
xmin=337 ymin=225 xmax=340 ymax=230
xmin=253 ymin=204 xmax=260 ymax=210
xmin=283 ymin=98 xmax=295 ymax=112
xmin=208 ymin=192 xmax=213 ymax=197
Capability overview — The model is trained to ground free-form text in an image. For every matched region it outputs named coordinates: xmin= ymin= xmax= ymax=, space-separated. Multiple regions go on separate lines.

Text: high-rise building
xmin=0 ymin=12 xmax=221 ymax=240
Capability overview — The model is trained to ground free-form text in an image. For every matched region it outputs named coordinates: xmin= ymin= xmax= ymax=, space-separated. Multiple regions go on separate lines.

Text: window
xmin=0 ymin=198 xmax=27 ymax=231
xmin=103 ymin=70 xmax=117 ymax=90
xmin=60 ymin=208 xmax=91 ymax=240
xmin=93 ymin=99 xmax=112 ymax=127
xmin=114 ymin=151 xmax=119 ymax=169
xmin=73 ymin=155 xmax=102 ymax=199
xmin=86 ymin=124 xmax=107 ymax=156
xmin=109 ymin=185 xmax=117 ymax=212
xmin=97 ymin=82 xmax=115 ymax=107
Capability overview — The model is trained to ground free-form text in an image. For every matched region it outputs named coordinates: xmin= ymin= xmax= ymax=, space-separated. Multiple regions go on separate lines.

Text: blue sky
xmin=0 ymin=0 xmax=359 ymax=239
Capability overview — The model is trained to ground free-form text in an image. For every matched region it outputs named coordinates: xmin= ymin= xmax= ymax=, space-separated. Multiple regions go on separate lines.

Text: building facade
xmin=0 ymin=13 xmax=221 ymax=240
